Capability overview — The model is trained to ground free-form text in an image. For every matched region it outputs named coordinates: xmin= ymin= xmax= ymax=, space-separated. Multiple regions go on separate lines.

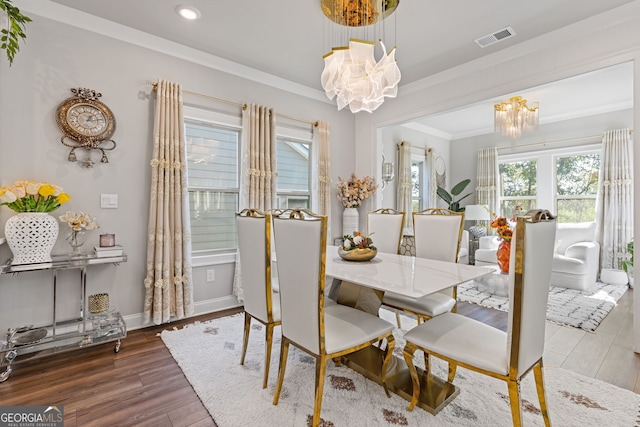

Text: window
xmin=499 ymin=160 xmax=537 ymax=218
xmin=185 ymin=119 xmax=240 ymax=253
xmin=184 ymin=106 xmax=315 ymax=254
xmin=555 ymin=154 xmax=600 ymax=222
xmin=276 ymin=138 xmax=310 ymax=209
xmin=411 ymin=161 xmax=423 ymax=212
xmin=498 ymin=146 xmax=601 ymax=223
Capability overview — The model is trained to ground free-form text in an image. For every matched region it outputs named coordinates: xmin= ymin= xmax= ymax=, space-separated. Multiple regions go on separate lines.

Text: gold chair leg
xmin=313 ymin=356 xmax=328 ymax=427
xmin=240 ymin=312 xmax=251 ymax=365
xmin=507 ymin=379 xmax=523 ymax=427
xmin=273 ymin=339 xmax=289 ymax=405
xmin=403 ymin=342 xmax=420 ymax=411
xmin=381 ymin=335 xmax=395 ymax=398
xmin=447 ymin=362 xmax=457 ymax=382
xmin=263 ymin=323 xmax=275 ymax=389
xmin=533 ymin=361 xmax=551 ymax=427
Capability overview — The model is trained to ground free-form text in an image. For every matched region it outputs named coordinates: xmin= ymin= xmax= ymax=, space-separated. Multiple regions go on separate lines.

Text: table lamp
xmin=465 ymin=204 xmax=490 ymax=239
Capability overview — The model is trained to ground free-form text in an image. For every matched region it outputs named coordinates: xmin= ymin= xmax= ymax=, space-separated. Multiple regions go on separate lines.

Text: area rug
xmin=160 ymin=312 xmax=640 ymax=427
xmin=457 ymin=280 xmax=628 ymax=332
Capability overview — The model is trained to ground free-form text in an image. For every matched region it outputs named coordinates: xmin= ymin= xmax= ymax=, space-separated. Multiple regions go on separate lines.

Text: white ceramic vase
xmin=342 ymin=207 xmax=359 ymax=236
xmin=4 ymin=212 xmax=59 ymax=264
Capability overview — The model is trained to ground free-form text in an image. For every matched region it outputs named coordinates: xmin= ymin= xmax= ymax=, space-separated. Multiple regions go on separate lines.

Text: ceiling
xmin=46 ymin=0 xmax=635 ymax=137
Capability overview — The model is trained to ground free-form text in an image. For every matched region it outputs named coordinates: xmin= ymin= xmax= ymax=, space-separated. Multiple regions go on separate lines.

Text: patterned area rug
xmin=160 ymin=312 xmax=640 ymax=427
xmin=457 ymin=280 xmax=628 ymax=332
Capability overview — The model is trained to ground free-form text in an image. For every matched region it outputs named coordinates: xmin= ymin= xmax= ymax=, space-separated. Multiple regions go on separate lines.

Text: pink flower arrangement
xmin=336 ymin=174 xmax=378 ymax=208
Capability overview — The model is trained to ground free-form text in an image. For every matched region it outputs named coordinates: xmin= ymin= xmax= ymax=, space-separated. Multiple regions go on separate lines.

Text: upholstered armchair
xmin=551 ymin=222 xmax=599 ymax=290
xmin=474 ymin=222 xmax=600 ymax=291
xmin=474 ymin=235 xmax=501 ymax=267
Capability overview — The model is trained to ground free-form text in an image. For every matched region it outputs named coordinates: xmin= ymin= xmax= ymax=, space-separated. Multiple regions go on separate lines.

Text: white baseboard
xmin=124 ymin=295 xmax=242 ymax=331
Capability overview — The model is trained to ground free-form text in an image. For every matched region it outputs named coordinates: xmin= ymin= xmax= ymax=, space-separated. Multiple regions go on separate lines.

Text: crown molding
xmin=15 ymin=0 xmax=330 ymax=104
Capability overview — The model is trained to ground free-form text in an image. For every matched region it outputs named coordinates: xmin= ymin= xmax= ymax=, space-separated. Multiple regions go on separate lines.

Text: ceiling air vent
xmin=474 ymin=26 xmax=516 ymax=48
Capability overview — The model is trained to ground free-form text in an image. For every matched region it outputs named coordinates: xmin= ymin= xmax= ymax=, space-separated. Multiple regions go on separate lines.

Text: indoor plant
xmin=0 ymin=180 xmax=71 ymax=264
xmin=0 ymin=0 xmax=31 ymax=66
xmin=339 ymin=231 xmax=377 ymax=261
xmin=436 ymin=179 xmax=471 ymax=212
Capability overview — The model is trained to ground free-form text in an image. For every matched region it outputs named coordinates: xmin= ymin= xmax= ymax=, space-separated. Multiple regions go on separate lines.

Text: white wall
xmin=377 ymin=126 xmax=450 ymax=210
xmin=0 ymin=15 xmax=356 ymax=332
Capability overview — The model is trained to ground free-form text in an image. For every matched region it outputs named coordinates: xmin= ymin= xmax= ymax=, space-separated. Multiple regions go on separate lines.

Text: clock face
xmin=67 ymin=104 xmax=107 ymax=136
xmin=56 ymin=97 xmax=115 ymax=143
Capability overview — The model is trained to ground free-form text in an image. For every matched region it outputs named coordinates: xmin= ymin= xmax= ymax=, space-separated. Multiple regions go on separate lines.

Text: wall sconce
xmin=381 ymin=155 xmax=395 ymax=188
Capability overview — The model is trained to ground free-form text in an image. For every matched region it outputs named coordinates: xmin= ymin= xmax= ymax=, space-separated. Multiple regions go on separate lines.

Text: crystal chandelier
xmin=494 ymin=96 xmax=539 ymax=139
xmin=320 ymin=0 xmax=401 ymax=113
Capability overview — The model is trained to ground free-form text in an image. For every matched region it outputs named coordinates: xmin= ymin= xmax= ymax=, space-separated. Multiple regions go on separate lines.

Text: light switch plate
xmin=100 ymin=193 xmax=118 ymax=209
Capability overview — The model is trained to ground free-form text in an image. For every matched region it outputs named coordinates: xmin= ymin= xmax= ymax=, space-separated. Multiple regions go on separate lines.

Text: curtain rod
xmin=498 ymin=129 xmax=633 ymax=151
xmin=150 ymin=81 xmax=318 ymax=127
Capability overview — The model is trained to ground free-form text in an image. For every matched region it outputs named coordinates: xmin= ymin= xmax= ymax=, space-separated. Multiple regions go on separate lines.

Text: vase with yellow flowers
xmin=0 ymin=180 xmax=71 ymax=264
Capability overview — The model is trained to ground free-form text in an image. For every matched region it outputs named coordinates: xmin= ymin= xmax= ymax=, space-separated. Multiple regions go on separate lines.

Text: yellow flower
xmin=56 ymin=193 xmax=71 ymax=204
xmin=39 ymin=184 xmax=55 ymax=197
xmin=0 ymin=179 xmax=70 ymax=213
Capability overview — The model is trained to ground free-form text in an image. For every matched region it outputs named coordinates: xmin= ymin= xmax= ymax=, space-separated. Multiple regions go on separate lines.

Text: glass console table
xmin=0 ymin=252 xmax=127 ymax=382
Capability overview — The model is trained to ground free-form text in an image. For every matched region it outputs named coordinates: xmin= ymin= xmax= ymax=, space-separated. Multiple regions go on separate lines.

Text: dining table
xmin=324 ymin=245 xmax=494 ymax=414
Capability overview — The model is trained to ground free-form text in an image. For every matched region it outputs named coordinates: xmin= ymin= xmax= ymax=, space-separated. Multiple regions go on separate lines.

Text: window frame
xmin=183 ymin=106 xmax=242 ymax=256
xmin=498 ymin=144 xmax=601 ymax=221
xmin=275 ymin=134 xmax=312 ymax=210
xmin=553 ymin=149 xmax=600 ymax=222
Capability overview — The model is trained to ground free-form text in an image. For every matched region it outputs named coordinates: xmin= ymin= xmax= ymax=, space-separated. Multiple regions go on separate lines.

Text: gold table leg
xmin=343 ymin=346 xmax=459 ymax=415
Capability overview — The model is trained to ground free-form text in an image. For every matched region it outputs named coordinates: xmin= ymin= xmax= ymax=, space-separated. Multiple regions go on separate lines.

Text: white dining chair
xmin=236 ymin=209 xmax=281 ymax=389
xmin=402 ymin=210 xmax=556 ymax=426
xmin=365 ymin=208 xmax=406 ymax=324
xmin=382 ymin=208 xmax=464 ymax=325
xmin=272 ymin=209 xmax=396 ymax=427
xmin=367 ymin=208 xmax=405 ymax=255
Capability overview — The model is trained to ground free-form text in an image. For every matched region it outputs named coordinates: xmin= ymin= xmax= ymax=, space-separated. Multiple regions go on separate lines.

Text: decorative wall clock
xmin=56 ymin=87 xmax=117 ymax=167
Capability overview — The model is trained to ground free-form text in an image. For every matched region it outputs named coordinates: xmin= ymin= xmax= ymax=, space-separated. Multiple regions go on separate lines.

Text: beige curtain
xmin=312 ymin=120 xmax=332 ymax=239
xmin=596 ymin=129 xmax=634 ymax=269
xmin=425 ymin=148 xmax=438 ymax=208
xmin=396 ymin=141 xmax=412 ymax=232
xmin=143 ymin=80 xmax=193 ymax=325
xmin=234 ymin=103 xmax=277 ymax=301
xmin=243 ymin=104 xmax=277 ymax=210
xmin=476 ymin=147 xmax=500 ymax=229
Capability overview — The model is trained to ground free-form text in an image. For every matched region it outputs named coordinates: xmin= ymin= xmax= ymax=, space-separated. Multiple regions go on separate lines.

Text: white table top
xmin=325 ymin=245 xmax=493 ymax=298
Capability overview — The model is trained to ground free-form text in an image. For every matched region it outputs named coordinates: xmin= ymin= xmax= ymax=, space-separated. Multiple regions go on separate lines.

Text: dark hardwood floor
xmin=0 ymin=303 xmax=503 ymax=426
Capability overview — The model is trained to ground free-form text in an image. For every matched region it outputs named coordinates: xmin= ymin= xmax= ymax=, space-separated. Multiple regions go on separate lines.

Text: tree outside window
xmin=555 ymin=154 xmax=600 ymax=223
xmin=499 ymin=160 xmax=537 ymax=218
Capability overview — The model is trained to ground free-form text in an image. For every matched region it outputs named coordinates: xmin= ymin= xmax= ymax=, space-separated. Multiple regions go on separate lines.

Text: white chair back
xmin=367 ymin=208 xmax=405 ymax=254
xmin=507 ymin=210 xmax=557 ymax=377
xmin=273 ymin=210 xmax=327 ymax=355
xmin=236 ymin=210 xmax=274 ymax=323
xmin=412 ymin=209 xmax=464 ymax=262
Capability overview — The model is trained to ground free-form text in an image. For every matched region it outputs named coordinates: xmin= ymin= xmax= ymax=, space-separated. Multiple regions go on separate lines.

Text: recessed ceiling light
xmin=176 ymin=5 xmax=201 ymax=20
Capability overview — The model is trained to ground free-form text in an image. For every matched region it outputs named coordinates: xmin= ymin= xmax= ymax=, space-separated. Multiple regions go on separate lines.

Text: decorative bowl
xmin=338 ymin=247 xmax=377 ymax=262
